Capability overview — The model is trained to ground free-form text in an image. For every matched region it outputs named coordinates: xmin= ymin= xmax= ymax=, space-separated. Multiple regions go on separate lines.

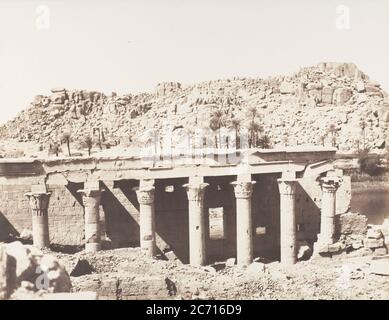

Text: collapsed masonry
xmin=1 ymin=62 xmax=389 ymax=157
xmin=0 ymin=147 xmax=386 ymax=267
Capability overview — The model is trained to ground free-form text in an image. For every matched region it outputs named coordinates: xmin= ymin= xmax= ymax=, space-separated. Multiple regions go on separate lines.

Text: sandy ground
xmin=49 ymin=247 xmax=389 ymax=300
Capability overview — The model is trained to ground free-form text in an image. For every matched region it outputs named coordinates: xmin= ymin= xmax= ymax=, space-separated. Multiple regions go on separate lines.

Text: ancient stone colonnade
xmin=23 ymin=169 xmax=342 ymax=266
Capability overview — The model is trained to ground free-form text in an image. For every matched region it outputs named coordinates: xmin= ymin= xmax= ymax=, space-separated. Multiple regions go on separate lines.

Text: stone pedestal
xmin=231 ymin=180 xmax=255 ymax=266
xmin=78 ymin=189 xmax=103 ymax=253
xmin=183 ymin=179 xmax=209 ymax=266
xmin=25 ymin=192 xmax=51 ymax=248
xmin=134 ymin=184 xmax=156 ymax=257
xmin=317 ymin=176 xmax=342 ymax=246
xmin=277 ymin=179 xmax=297 ymax=265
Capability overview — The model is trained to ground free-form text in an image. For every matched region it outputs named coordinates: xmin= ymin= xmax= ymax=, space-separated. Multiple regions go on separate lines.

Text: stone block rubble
xmin=0 ymin=62 xmax=388 ymax=157
xmin=0 ymin=241 xmax=72 ymax=300
xmin=316 ymin=214 xmax=389 ymax=258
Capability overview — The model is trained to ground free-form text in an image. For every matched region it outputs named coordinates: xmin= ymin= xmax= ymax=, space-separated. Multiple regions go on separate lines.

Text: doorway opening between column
xmin=204 ymin=175 xmax=237 ymax=264
xmin=209 ymin=207 xmax=227 ymax=240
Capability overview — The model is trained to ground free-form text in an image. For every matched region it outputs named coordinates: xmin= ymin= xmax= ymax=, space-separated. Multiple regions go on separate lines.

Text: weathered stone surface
xmin=0 ymin=247 xmax=7 ymax=299
xmin=333 ymin=88 xmax=353 ymax=105
xmin=336 ymin=175 xmax=351 ymax=214
xmin=19 ymin=229 xmax=33 ymax=241
xmin=279 ymin=82 xmax=295 ymax=94
xmin=338 ymin=213 xmax=368 ymax=235
xmin=225 ymin=258 xmax=236 ymax=267
xmin=364 ymin=238 xmax=385 ymax=249
xmin=381 ymin=220 xmax=389 ymax=236
xmin=39 ymin=255 xmax=72 ymax=293
xmin=0 ymin=62 xmax=387 ymax=153
xmin=351 ymin=239 xmax=364 ymax=250
xmin=246 ymin=262 xmax=266 ymax=275
xmin=355 ymin=81 xmax=365 ymax=93
xmin=297 ymin=241 xmax=312 ymax=260
xmin=367 ymin=228 xmax=383 ymax=239
xmin=5 ymin=242 xmax=36 ymax=283
xmin=385 ymin=235 xmax=389 ymax=246
xmin=322 ymin=86 xmax=334 ymax=104
xmin=370 ymin=259 xmax=389 ymax=276
xmin=328 ymin=242 xmax=343 ymax=253
xmin=373 ymin=247 xmax=388 ymax=256
xmin=0 ymin=246 xmax=16 ymax=300
xmin=1 ymin=242 xmax=71 ymax=299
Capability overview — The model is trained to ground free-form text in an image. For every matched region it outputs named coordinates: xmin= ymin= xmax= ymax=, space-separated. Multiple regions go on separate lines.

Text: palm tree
xmin=354 ymin=138 xmax=361 ymax=152
xmin=320 ymin=134 xmax=326 ymax=147
xmin=248 ymin=121 xmax=263 ymax=148
xmin=144 ymin=129 xmax=158 ymax=160
xmin=359 ymin=120 xmax=367 ymax=150
xmin=187 ymin=128 xmax=195 ymax=158
xmin=258 ymin=134 xmax=271 ymax=149
xmin=93 ymin=127 xmax=105 ymax=150
xmin=246 ymin=106 xmax=265 ymax=148
xmin=61 ymin=131 xmax=72 ymax=156
xmin=209 ymin=109 xmax=226 ymax=149
xmin=247 ymin=106 xmax=257 ymax=120
xmin=84 ymin=135 xmax=93 ymax=156
xmin=230 ymin=117 xmax=241 ymax=149
xmin=282 ymin=136 xmax=289 ymax=147
xmin=327 ymin=124 xmax=337 ymax=148
xmin=49 ymin=141 xmax=61 ymax=157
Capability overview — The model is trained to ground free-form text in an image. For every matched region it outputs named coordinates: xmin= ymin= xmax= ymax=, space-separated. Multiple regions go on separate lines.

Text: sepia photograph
xmin=0 ymin=0 xmax=388 ymax=309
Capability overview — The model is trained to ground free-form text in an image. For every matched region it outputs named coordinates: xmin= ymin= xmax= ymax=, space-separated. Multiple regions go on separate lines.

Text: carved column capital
xmin=25 ymin=192 xmax=51 ymax=214
xmin=277 ymin=179 xmax=297 ymax=196
xmin=183 ymin=183 xmax=209 ymax=202
xmin=231 ymin=181 xmax=256 ymax=199
xmin=77 ymin=189 xmax=103 ymax=207
xmin=134 ymin=186 xmax=155 ymax=205
xmin=320 ymin=176 xmax=342 ymax=193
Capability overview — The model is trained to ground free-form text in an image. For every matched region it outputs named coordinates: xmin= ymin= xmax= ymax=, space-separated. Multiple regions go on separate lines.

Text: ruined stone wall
xmin=0 ymin=184 xmax=31 ymax=240
xmin=46 ymin=184 xmax=85 ymax=245
xmin=75 ymin=275 xmax=174 ymax=300
xmin=0 ymin=182 xmax=85 ymax=245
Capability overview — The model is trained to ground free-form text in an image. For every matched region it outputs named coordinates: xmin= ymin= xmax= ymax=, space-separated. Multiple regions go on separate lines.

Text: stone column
xmin=100 ymin=207 xmax=107 ymax=242
xmin=25 ymin=192 xmax=51 ymax=248
xmin=134 ymin=183 xmax=156 ymax=257
xmin=231 ymin=180 xmax=255 ymax=266
xmin=183 ymin=178 xmax=209 ymax=266
xmin=277 ymin=178 xmax=298 ymax=265
xmin=317 ymin=176 xmax=342 ymax=246
xmin=77 ymin=189 xmax=103 ymax=253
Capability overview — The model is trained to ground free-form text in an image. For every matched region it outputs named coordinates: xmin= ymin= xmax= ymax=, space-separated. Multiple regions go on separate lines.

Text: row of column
xmin=24 ymin=174 xmax=342 ymax=264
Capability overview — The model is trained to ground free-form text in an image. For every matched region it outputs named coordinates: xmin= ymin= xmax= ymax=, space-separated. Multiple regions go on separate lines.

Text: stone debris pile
xmin=0 ymin=62 xmax=388 ymax=156
xmin=0 ymin=241 xmax=71 ymax=299
xmin=317 ymin=214 xmax=389 ymax=258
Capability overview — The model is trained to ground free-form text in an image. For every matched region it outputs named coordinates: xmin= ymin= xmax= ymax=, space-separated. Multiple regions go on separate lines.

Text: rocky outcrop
xmin=0 ymin=241 xmax=71 ymax=300
xmin=0 ymin=62 xmax=388 ymax=155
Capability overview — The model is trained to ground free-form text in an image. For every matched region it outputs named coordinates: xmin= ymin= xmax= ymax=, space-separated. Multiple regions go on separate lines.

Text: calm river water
xmin=351 ymin=187 xmax=389 ymax=225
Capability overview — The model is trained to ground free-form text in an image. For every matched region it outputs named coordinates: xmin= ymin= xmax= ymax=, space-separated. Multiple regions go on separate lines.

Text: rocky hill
xmin=1 ymin=62 xmax=389 ymax=157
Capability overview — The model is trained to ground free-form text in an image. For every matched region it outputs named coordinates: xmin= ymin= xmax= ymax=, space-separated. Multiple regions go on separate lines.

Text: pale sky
xmin=0 ymin=0 xmax=388 ymax=124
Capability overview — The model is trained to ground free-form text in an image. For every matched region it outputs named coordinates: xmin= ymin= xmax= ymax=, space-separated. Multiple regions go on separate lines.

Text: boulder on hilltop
xmin=0 ymin=62 xmax=388 ymax=157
